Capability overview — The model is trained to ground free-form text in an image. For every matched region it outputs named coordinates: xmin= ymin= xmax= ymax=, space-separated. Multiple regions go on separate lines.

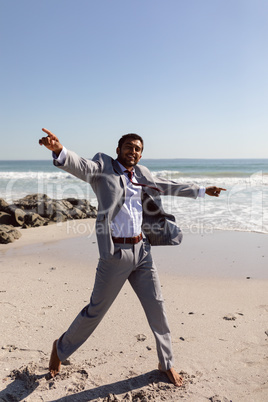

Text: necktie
xmin=125 ymin=170 xmax=163 ymax=193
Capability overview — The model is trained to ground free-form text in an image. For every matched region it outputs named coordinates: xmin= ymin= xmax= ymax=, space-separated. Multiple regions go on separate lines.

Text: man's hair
xmin=118 ymin=133 xmax=144 ymax=151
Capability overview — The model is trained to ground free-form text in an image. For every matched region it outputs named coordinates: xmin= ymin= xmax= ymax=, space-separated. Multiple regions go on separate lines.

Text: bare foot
xmin=49 ymin=339 xmax=61 ymax=377
xmin=158 ymin=363 xmax=183 ymax=387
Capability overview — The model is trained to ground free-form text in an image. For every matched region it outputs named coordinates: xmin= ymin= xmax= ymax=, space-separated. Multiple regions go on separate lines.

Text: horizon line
xmin=0 ymin=157 xmax=268 ymax=162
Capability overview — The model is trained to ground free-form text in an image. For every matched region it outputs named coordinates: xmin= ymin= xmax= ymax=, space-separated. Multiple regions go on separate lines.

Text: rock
xmin=66 ymin=198 xmax=90 ymax=208
xmin=36 ymin=200 xmax=54 ymax=218
xmin=22 ymin=213 xmax=47 ymax=228
xmin=0 ymin=203 xmax=26 ymax=226
xmin=135 ymin=334 xmax=147 ymax=342
xmin=223 ymin=314 xmax=236 ymax=321
xmin=209 ymin=395 xmax=232 ymax=402
xmin=0 ymin=212 xmax=13 ymax=225
xmin=68 ymin=207 xmax=87 ymax=220
xmin=0 ymin=225 xmax=22 ymax=244
xmin=10 ymin=208 xmax=26 ymax=226
xmin=56 ymin=199 xmax=74 ymax=211
xmin=0 ymin=198 xmax=9 ymax=211
xmin=0 ymin=195 xmax=97 ymax=245
xmin=65 ymin=197 xmax=81 ymax=206
xmin=265 ymin=330 xmax=268 ymax=336
xmin=12 ymin=194 xmax=97 ymax=221
xmin=64 ymin=197 xmax=83 ymax=206
xmin=51 ymin=200 xmax=74 ymax=220
xmin=86 ymin=207 xmax=97 ymax=218
xmin=13 ymin=194 xmax=54 ymax=218
xmin=51 ymin=211 xmax=68 ymax=223
xmin=14 ymin=193 xmax=51 ymax=210
xmin=65 ymin=198 xmax=97 ymax=217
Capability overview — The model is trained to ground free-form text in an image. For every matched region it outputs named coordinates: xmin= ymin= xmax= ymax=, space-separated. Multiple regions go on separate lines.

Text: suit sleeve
xmin=138 ymin=165 xmax=200 ymax=199
xmin=154 ymin=176 xmax=199 ymax=198
xmin=53 ymin=149 xmax=102 ymax=184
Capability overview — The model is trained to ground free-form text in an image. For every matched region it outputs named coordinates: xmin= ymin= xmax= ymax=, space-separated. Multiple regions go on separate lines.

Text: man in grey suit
xmin=39 ymin=128 xmax=225 ymax=386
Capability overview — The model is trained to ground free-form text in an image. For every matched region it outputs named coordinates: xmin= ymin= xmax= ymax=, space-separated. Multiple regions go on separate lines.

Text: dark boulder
xmin=0 ymin=212 xmax=13 ymax=225
xmin=0 ymin=204 xmax=26 ymax=226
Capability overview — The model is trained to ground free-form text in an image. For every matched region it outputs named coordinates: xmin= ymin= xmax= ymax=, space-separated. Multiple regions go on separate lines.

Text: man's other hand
xmin=39 ymin=128 xmax=63 ymax=156
xmin=205 ymin=186 xmax=226 ymax=197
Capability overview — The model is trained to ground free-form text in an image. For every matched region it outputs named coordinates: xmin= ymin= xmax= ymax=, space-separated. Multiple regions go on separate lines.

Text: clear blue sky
xmin=1 ymin=0 xmax=267 ymax=160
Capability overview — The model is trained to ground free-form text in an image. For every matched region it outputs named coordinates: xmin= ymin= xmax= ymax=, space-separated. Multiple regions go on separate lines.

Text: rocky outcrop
xmin=0 ymin=194 xmax=97 ymax=244
xmin=0 ymin=225 xmax=22 ymax=244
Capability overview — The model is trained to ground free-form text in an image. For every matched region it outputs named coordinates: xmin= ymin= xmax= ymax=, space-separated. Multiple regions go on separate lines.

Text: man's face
xmin=116 ymin=139 xmax=143 ymax=169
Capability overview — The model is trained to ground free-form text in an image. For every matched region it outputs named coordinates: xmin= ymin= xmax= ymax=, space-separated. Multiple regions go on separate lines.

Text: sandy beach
xmin=0 ymin=220 xmax=267 ymax=401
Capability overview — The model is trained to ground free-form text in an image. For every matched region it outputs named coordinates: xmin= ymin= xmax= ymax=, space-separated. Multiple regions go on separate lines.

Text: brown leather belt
xmin=112 ymin=233 xmax=143 ymax=244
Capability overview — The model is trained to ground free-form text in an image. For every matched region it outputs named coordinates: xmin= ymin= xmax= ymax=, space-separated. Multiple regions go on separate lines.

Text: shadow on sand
xmin=0 ymin=368 xmax=175 ymax=401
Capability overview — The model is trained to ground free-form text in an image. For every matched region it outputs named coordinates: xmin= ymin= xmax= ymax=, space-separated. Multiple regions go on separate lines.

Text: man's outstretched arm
xmin=153 ymin=176 xmax=226 ymax=199
xmin=39 ymin=128 xmax=63 ymax=157
xmin=38 ymin=127 xmax=102 ymax=183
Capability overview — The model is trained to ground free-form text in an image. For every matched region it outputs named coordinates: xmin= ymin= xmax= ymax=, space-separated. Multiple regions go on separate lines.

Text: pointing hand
xmin=39 ymin=128 xmax=63 ymax=156
xmin=205 ymin=186 xmax=226 ymax=197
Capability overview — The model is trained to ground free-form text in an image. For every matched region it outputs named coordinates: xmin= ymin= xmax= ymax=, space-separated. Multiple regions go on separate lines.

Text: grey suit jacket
xmin=54 ymin=150 xmax=200 ymax=258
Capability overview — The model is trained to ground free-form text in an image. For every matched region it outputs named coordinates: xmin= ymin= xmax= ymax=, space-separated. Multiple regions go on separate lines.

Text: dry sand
xmin=0 ymin=219 xmax=267 ymax=401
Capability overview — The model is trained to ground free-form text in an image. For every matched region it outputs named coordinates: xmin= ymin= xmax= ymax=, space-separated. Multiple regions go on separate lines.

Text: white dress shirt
xmin=110 ymin=161 xmax=142 ymax=237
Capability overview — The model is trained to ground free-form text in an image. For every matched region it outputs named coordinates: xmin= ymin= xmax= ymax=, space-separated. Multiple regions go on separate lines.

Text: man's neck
xmin=116 ymin=159 xmax=134 ymax=172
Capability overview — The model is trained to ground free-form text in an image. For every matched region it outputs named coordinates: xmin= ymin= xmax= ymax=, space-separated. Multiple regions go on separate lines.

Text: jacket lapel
xmin=134 ymin=165 xmax=148 ymax=185
xmin=111 ymin=159 xmax=127 ymax=220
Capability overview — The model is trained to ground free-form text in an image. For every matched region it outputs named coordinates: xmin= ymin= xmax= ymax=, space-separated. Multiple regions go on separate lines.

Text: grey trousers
xmin=56 ymin=238 xmax=174 ymax=370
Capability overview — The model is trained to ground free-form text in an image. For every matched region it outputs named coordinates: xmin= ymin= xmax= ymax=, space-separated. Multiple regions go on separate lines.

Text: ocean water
xmin=0 ymin=158 xmax=267 ymax=234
